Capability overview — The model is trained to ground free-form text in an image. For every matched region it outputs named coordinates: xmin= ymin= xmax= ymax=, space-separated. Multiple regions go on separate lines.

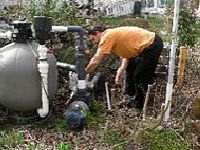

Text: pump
xmin=50 ymin=23 xmax=101 ymax=131
xmin=0 ymin=16 xmax=102 ymax=130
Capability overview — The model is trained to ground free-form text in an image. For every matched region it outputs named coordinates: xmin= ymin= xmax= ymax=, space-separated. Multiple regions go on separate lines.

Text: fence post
xmin=177 ymin=46 xmax=187 ymax=88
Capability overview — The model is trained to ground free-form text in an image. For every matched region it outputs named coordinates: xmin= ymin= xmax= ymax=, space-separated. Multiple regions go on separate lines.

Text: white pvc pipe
xmin=0 ymin=31 xmax=12 ymax=40
xmin=37 ymin=45 xmax=49 ymax=118
xmin=52 ymin=26 xmax=68 ymax=33
xmin=146 ymin=0 xmax=149 ymax=12
xmin=165 ymin=0 xmax=180 ymax=122
xmin=56 ymin=62 xmax=76 ymax=71
xmin=78 ymin=80 xmax=86 ymax=89
xmin=105 ymin=82 xmax=111 ymax=111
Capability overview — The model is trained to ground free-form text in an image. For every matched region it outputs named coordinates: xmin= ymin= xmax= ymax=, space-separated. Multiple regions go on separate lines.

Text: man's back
xmin=99 ymin=26 xmax=155 ymax=58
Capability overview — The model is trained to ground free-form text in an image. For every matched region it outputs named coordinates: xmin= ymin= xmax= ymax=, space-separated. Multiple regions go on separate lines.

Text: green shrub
xmin=178 ymin=7 xmax=200 ymax=47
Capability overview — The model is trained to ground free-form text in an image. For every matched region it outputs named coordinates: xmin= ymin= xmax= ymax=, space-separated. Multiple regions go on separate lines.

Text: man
xmin=86 ymin=26 xmax=163 ymax=110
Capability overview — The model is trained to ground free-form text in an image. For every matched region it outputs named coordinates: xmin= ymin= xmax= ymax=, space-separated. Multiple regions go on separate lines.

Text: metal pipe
xmin=68 ymin=26 xmax=86 ymax=90
xmin=91 ymin=72 xmax=101 ymax=87
xmin=56 ymin=62 xmax=76 ymax=72
xmin=52 ymin=26 xmax=68 ymax=33
xmin=86 ymin=72 xmax=102 ymax=89
xmin=52 ymin=26 xmax=85 ymax=76
xmin=52 ymin=25 xmax=87 ymax=90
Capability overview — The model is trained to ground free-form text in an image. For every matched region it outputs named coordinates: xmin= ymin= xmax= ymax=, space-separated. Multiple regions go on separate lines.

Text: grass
xmin=141 ymin=128 xmax=192 ymax=150
xmin=0 ymin=129 xmax=23 ymax=148
xmin=55 ymin=117 xmax=66 ymax=132
xmin=99 ymin=15 xmax=166 ymax=28
xmin=98 ymin=16 xmax=135 ymax=26
xmin=147 ymin=16 xmax=168 ymax=31
xmin=87 ymin=100 xmax=107 ymax=129
xmin=0 ymin=128 xmax=72 ymax=150
xmin=27 ymin=142 xmax=72 ymax=150
xmin=98 ymin=15 xmax=172 ymax=43
xmin=53 ymin=100 xmax=107 ymax=131
xmin=102 ymin=129 xmax=125 ymax=150
xmin=56 ymin=142 xmax=72 ymax=150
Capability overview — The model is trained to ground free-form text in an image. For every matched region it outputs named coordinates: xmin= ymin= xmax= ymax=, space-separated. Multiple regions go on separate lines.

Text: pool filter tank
xmin=0 ymin=17 xmax=57 ymax=121
xmin=0 ymin=43 xmax=57 ymax=111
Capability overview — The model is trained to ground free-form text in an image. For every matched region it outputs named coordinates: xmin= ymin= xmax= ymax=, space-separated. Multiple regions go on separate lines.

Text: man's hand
xmin=115 ymin=67 xmax=125 ymax=85
xmin=115 ymin=58 xmax=129 ymax=85
xmin=85 ymin=52 xmax=104 ymax=73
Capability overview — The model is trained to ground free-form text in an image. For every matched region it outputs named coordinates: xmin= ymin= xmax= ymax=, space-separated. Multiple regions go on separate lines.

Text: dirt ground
xmin=38 ymin=50 xmax=200 ymax=149
xmin=0 ymin=49 xmax=199 ymax=150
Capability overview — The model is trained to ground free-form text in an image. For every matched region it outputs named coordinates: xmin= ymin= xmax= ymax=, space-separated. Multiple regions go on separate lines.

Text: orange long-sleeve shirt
xmin=97 ymin=26 xmax=155 ymax=59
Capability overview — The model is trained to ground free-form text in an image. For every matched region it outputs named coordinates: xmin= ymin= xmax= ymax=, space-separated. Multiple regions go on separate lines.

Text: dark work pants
xmin=125 ymin=34 xmax=163 ymax=108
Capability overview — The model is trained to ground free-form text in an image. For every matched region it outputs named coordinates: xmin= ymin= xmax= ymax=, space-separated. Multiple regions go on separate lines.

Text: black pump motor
xmin=33 ymin=16 xmax=52 ymax=44
xmin=64 ymin=89 xmax=92 ymax=131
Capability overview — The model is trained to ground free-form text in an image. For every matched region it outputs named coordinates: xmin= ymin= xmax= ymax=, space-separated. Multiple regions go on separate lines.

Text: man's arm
xmin=85 ymin=52 xmax=105 ymax=73
xmin=115 ymin=58 xmax=129 ymax=85
xmin=119 ymin=58 xmax=129 ymax=71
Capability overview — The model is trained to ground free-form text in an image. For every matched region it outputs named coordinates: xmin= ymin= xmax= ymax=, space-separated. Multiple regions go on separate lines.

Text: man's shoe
xmin=126 ymin=96 xmax=137 ymax=108
xmin=135 ymin=101 xmax=144 ymax=110
xmin=127 ymin=97 xmax=143 ymax=110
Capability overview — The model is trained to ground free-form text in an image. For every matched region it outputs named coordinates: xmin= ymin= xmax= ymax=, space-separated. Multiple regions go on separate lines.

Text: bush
xmin=178 ymin=7 xmax=200 ymax=47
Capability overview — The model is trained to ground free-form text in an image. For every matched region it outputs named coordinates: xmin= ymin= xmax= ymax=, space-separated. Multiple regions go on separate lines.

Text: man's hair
xmin=88 ymin=25 xmax=106 ymax=35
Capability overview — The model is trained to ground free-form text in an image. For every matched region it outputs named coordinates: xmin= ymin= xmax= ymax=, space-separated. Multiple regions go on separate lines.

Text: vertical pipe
xmin=146 ymin=0 xmax=149 ymax=12
xmin=165 ymin=0 xmax=180 ymax=122
xmin=145 ymin=0 xmax=149 ymax=19
xmin=68 ymin=26 xmax=87 ymax=90
xmin=37 ymin=45 xmax=49 ymax=118
xmin=154 ymin=0 xmax=158 ymax=9
xmin=52 ymin=26 xmax=87 ymax=90
xmin=105 ymin=82 xmax=111 ymax=111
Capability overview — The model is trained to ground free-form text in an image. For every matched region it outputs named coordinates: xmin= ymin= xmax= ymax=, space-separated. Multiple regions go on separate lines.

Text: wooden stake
xmin=177 ymin=46 xmax=187 ymax=88
xmin=111 ymin=88 xmax=122 ymax=120
xmin=111 ymin=88 xmax=116 ymax=113
xmin=143 ymin=84 xmax=153 ymax=121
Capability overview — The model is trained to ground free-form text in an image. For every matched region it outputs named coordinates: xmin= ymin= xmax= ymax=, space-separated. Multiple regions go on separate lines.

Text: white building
xmin=0 ymin=0 xmax=30 ymax=9
xmin=95 ymin=0 xmax=166 ymax=17
xmin=105 ymin=0 xmax=137 ymax=16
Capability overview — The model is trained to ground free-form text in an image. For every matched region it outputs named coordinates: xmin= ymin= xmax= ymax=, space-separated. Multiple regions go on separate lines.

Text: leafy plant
xmin=178 ymin=7 xmax=200 ymax=47
xmin=57 ymin=46 xmax=76 ymax=64
xmin=167 ymin=0 xmax=174 ymax=7
xmin=58 ymin=142 xmax=71 ymax=150
xmin=26 ymin=0 xmax=84 ymax=25
xmin=28 ymin=143 xmax=34 ymax=150
xmin=0 ymin=0 xmax=84 ymax=26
